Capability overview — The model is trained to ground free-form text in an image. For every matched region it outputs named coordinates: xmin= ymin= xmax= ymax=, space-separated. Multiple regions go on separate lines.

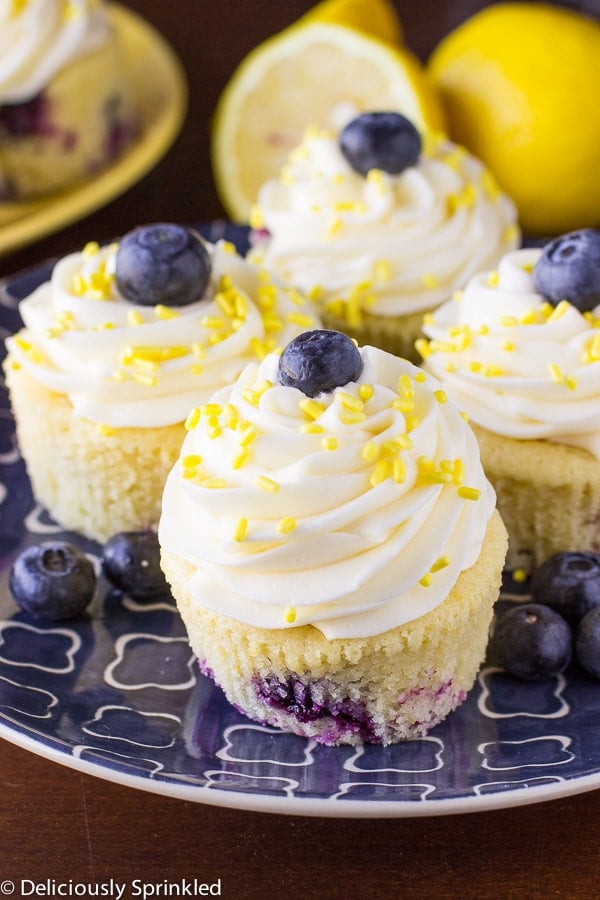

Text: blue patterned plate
xmin=1 ymin=223 xmax=600 ymax=817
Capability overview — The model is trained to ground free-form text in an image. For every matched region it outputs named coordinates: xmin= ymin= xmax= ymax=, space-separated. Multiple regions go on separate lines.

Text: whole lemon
xmin=428 ymin=3 xmax=600 ymax=235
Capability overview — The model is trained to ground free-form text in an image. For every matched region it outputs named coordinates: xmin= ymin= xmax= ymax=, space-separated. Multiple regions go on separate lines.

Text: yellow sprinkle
xmin=434 ymin=389 xmax=447 ymax=404
xmin=419 ymin=574 xmax=432 ymax=587
xmin=548 ymin=363 xmax=564 ymax=384
xmin=361 ymin=441 xmax=380 ymax=463
xmin=423 ymin=312 xmax=435 ymax=326
xmin=249 ymin=204 xmax=264 ymax=230
xmin=182 ymin=454 xmax=202 ymax=468
xmin=460 ymin=411 xmax=469 ymax=422
xmin=366 ymin=168 xmax=385 ymax=192
xmin=232 ymin=448 xmax=250 ymax=469
xmin=431 ymin=555 xmax=451 ymax=573
xmin=422 ymin=273 xmax=439 ymax=289
xmin=286 ymin=311 xmax=314 ymax=328
xmin=322 ymin=436 xmax=339 ymax=451
xmin=547 ymin=300 xmax=571 ymax=322
xmin=405 ymin=415 xmax=421 ymax=432
xmin=184 ymin=407 xmax=201 ymax=430
xmin=202 ymin=478 xmax=227 ymax=489
xmin=327 ymin=217 xmax=343 ymax=237
xmin=373 ymin=259 xmax=392 ymax=283
xmin=358 ymin=384 xmax=374 ymax=402
xmin=82 ymin=240 xmax=100 ymax=257
xmin=239 ymin=425 xmax=257 ymax=447
xmin=458 ymin=486 xmax=481 ymax=501
xmin=277 ymin=516 xmax=297 ymax=534
xmin=392 ymin=457 xmax=406 ymax=483
xmin=339 ymin=408 xmax=366 ymax=425
xmin=370 ymin=459 xmax=391 ymax=487
xmin=284 ymin=607 xmax=297 ymax=624
xmin=487 ymin=271 xmax=500 ymax=287
xmin=256 ymin=475 xmax=280 ymax=493
xmin=513 ymin=568 xmax=528 ymax=584
xmin=338 ymin=390 xmax=364 ymax=411
xmin=500 ymin=316 xmax=519 ymax=327
xmin=301 ymin=422 xmax=325 ymax=434
xmin=392 ymin=397 xmax=415 ymax=414
xmin=96 ymin=423 xmax=114 ymax=436
xmin=127 ymin=308 xmax=144 ymax=326
xmin=398 ymin=374 xmax=414 ymax=397
xmin=413 ymin=371 xmax=427 ymax=383
xmin=502 ymin=340 xmax=515 ymax=352
xmin=299 ymin=398 xmax=325 ymax=420
xmin=483 ymin=365 xmax=503 ymax=377
xmin=154 ymin=305 xmax=180 ymax=320
xmin=233 ymin=517 xmax=248 ymax=542
xmin=131 ymin=372 xmax=157 ymax=387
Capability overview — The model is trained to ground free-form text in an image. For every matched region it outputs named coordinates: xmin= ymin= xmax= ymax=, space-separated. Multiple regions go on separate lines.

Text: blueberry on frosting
xmin=115 ymin=223 xmax=211 ymax=307
xmin=533 ymin=228 xmax=600 ymax=312
xmin=277 ymin=329 xmax=363 ymax=397
xmin=339 ymin=111 xmax=422 ymax=177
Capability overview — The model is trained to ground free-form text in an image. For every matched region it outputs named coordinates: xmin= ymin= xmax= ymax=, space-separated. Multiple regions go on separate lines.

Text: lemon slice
xmin=301 ymin=0 xmax=403 ymax=45
xmin=212 ymin=21 xmax=444 ymax=223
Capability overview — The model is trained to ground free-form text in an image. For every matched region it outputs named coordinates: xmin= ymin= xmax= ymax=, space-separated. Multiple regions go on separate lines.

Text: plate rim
xmin=0 ymin=2 xmax=188 ymax=258
xmin=3 ymin=233 xmax=600 ymax=820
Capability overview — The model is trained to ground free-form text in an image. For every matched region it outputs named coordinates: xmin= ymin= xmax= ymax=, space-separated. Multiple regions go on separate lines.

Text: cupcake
xmin=0 ymin=0 xmax=137 ymax=200
xmin=249 ymin=112 xmax=520 ymax=361
xmin=3 ymin=223 xmax=319 ymax=542
xmin=159 ymin=329 xmax=507 ymax=746
xmin=418 ymin=229 xmax=600 ymax=571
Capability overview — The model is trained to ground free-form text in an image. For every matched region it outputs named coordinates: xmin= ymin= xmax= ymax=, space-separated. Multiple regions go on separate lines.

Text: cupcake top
xmin=5 ymin=224 xmax=319 ymax=428
xmin=249 ymin=112 xmax=520 ymax=326
xmin=418 ymin=231 xmax=600 ymax=458
xmin=158 ymin=330 xmax=497 ymax=639
xmin=0 ymin=0 xmax=109 ymax=104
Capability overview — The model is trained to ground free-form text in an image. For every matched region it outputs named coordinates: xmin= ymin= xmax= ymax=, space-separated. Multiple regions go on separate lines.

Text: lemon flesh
xmin=429 ymin=2 xmax=600 ymax=235
xmin=212 ymin=22 xmax=444 ymax=223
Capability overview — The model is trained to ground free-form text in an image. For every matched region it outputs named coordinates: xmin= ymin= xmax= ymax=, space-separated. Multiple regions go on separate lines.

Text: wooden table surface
xmin=1 ymin=2 xmax=599 ymax=897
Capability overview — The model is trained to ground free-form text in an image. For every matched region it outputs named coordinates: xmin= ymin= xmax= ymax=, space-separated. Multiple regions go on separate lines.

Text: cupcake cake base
xmin=0 ymin=31 xmax=137 ymax=200
xmin=162 ymin=510 xmax=507 ymax=746
xmin=472 ymin=424 xmax=600 ymax=571
xmin=4 ymin=364 xmax=183 ymax=543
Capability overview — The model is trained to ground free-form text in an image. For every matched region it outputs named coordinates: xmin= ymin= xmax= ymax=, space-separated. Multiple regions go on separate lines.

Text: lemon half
xmin=429 ymin=3 xmax=600 ymax=235
xmin=212 ymin=17 xmax=444 ymax=222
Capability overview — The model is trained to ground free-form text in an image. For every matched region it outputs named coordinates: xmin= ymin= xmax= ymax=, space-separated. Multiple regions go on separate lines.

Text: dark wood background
xmin=2 ymin=2 xmax=599 ymax=896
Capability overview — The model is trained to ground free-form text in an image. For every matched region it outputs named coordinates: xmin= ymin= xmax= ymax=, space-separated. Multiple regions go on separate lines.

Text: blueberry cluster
xmin=9 ymin=531 xmax=169 ymax=623
xmin=489 ymin=552 xmax=600 ymax=681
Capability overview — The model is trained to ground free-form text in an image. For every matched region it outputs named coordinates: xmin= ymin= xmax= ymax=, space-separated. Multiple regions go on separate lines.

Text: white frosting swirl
xmin=6 ymin=237 xmax=320 ymax=427
xmin=421 ymin=248 xmax=600 ymax=458
xmin=250 ymin=128 xmax=520 ymax=319
xmin=0 ymin=0 xmax=109 ymax=104
xmin=158 ymin=346 xmax=496 ymax=639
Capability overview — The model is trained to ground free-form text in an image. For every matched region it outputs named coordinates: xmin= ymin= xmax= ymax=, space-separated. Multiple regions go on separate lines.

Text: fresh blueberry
xmin=575 ymin=607 xmax=600 ymax=678
xmin=489 ymin=603 xmax=572 ymax=681
xmin=115 ymin=223 xmax=211 ymax=307
xmin=339 ymin=111 xmax=422 ymax=177
xmin=533 ymin=228 xmax=600 ymax=312
xmin=530 ymin=551 xmax=600 ymax=626
xmin=102 ymin=531 xmax=169 ymax=600
xmin=277 ymin=329 xmax=363 ymax=398
xmin=9 ymin=541 xmax=96 ymax=622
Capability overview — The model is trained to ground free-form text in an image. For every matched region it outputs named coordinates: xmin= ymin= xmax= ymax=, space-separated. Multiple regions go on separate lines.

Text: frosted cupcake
xmin=419 ymin=229 xmax=600 ymax=571
xmin=0 ymin=0 xmax=137 ymax=200
xmin=159 ymin=330 xmax=507 ymax=746
xmin=3 ymin=223 xmax=319 ymax=542
xmin=249 ymin=112 xmax=519 ymax=361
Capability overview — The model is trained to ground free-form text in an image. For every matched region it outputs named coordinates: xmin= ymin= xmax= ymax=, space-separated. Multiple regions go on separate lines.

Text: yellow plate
xmin=0 ymin=3 xmax=188 ymax=258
